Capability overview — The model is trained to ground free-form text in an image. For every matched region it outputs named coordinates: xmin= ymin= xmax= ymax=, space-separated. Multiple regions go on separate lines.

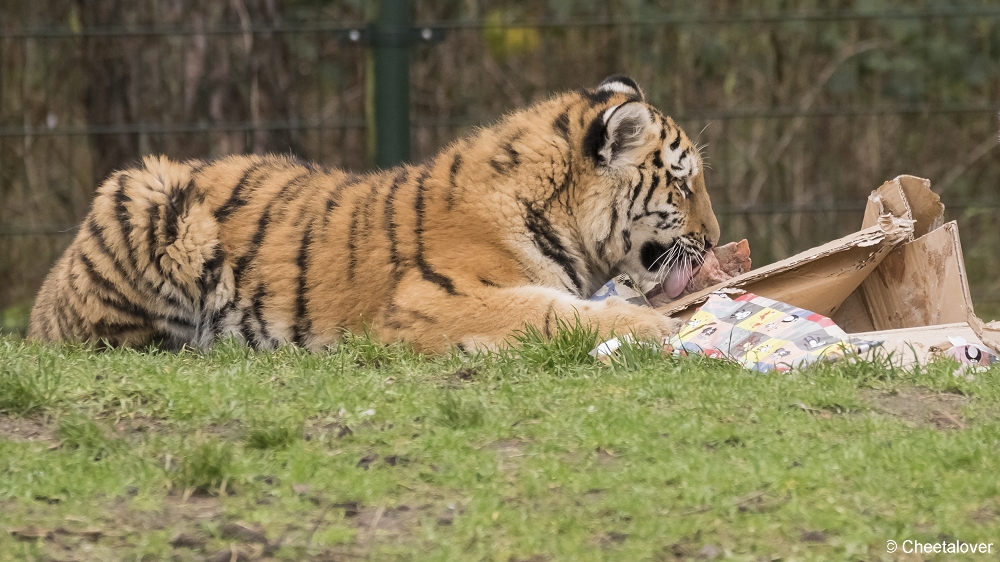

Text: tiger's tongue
xmin=662 ymin=261 xmax=694 ymax=299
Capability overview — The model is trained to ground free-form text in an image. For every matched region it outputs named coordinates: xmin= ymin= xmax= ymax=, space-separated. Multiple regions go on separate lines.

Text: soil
xmin=864 ymin=387 xmax=969 ymax=430
xmin=0 ymin=414 xmax=57 ymax=443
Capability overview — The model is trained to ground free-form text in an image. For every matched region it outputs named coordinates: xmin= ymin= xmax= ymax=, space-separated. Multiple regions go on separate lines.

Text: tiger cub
xmin=28 ymin=76 xmax=720 ymax=353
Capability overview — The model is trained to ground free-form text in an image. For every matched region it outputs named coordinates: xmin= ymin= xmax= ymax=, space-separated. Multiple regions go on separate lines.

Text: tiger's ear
xmin=597 ymin=75 xmax=645 ymax=102
xmin=584 ymin=102 xmax=656 ymax=169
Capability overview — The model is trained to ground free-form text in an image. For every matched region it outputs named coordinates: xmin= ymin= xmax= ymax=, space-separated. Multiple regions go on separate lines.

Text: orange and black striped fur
xmin=28 ymin=76 xmax=720 ymax=353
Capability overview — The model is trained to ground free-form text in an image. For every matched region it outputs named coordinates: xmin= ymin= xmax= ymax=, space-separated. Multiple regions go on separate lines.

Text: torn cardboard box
xmin=655 ymin=175 xmax=1000 ymax=366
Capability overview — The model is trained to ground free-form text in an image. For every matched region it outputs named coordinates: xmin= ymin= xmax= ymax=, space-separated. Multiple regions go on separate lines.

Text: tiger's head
xmin=575 ymin=76 xmax=721 ymax=299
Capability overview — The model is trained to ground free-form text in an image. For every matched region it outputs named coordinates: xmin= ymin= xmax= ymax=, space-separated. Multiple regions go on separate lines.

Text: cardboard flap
xmin=857 ymin=221 xmax=973 ymax=331
xmin=656 ymin=216 xmax=914 ymax=319
xmin=968 ymin=314 xmax=1000 ymax=355
xmin=862 ymin=175 xmax=944 ymax=238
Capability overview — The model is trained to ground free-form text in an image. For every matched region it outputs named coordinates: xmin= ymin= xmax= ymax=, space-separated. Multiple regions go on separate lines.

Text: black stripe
xmin=598 ymin=201 xmax=621 ymax=259
xmin=146 ymin=200 xmax=166 ymax=282
xmin=275 ymin=175 xmax=317 ymax=239
xmin=622 ymin=229 xmax=632 ymax=254
xmin=414 ymin=169 xmax=459 ymax=296
xmin=91 ymin=318 xmax=146 ymax=340
xmin=522 ymin=201 xmax=584 ymax=294
xmin=670 ymin=132 xmax=682 ymax=151
xmin=490 ymin=140 xmax=521 ymax=175
xmin=186 ymin=159 xmax=210 ymax=177
xmin=345 ymin=211 xmax=361 ymax=282
xmin=347 ymin=181 xmax=379 ymax=282
xmin=70 ymin=252 xmax=145 ymax=341
xmin=651 ymin=150 xmax=663 ymax=168
xmin=445 ymin=153 xmax=462 ymax=211
xmin=232 ymin=172 xmax=309 ymax=282
xmin=493 ymin=131 xmax=523 ymax=174
xmin=580 ymin=88 xmax=614 ymax=105
xmin=292 ymin=218 xmax=315 ymax=346
xmin=85 ymin=215 xmax=177 ymax=311
xmin=402 ymin=307 xmax=438 ymax=325
xmin=197 ymin=247 xmax=225 ymax=296
xmin=64 ymin=292 xmax=89 ymax=334
xmin=544 ymin=152 xmax=574 ymax=208
xmin=383 ymin=302 xmax=403 ymax=330
xmin=249 ymin=283 xmax=273 ymax=348
xmin=321 ymin=174 xmax=363 ymax=229
xmin=162 ymin=182 xmax=187 ymax=245
xmin=51 ymin=295 xmax=70 ymax=338
xmin=86 ymin=217 xmax=134 ymax=292
xmin=656 ymin=213 xmax=682 ymax=230
xmin=360 ymin=175 xmax=384 ymax=232
xmin=112 ymin=173 xmax=140 ymax=274
xmin=214 ymin=162 xmax=263 ymax=221
xmin=107 ymin=173 xmax=189 ymax=310
xmin=233 ymin=208 xmax=271 ymax=282
xmin=629 ymin=171 xmax=645 ymax=211
xmin=633 ymin=210 xmax=684 ymax=230
xmin=77 ymin=252 xmax=152 ymax=324
xmin=609 ymin=199 xmax=619 ymax=237
xmin=553 ymin=110 xmax=570 ymax=141
xmin=642 ymin=173 xmax=660 ymax=214
xmin=583 ymin=115 xmax=608 ymax=165
xmin=78 ymin=251 xmax=196 ymax=334
xmin=230 ymin=171 xmax=314 ymax=347
xmin=290 ymin=184 xmax=316 ymax=228
xmin=383 ymin=168 xmax=410 ymax=273
xmin=239 ymin=314 xmax=257 ymax=347
xmin=479 ymin=277 xmax=499 ymax=288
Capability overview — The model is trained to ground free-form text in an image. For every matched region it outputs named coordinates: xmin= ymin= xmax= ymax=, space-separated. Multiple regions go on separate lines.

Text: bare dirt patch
xmin=864 ymin=387 xmax=969 ymax=429
xmin=356 ymin=504 xmax=419 ymax=539
xmin=488 ymin=438 xmax=526 ymax=460
xmin=0 ymin=414 xmax=57 ymax=443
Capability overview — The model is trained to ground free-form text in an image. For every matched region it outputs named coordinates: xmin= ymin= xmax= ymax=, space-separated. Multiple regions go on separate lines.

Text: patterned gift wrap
xmin=587 ymin=276 xmax=880 ymax=372
xmin=664 ymin=292 xmax=880 ymax=373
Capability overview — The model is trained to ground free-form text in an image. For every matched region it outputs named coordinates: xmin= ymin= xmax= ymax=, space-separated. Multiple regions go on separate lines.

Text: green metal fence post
xmin=373 ymin=0 xmax=411 ymax=168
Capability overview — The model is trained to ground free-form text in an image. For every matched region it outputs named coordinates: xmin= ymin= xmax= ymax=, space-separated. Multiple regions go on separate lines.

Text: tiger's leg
xmin=382 ymin=282 xmax=683 ymax=353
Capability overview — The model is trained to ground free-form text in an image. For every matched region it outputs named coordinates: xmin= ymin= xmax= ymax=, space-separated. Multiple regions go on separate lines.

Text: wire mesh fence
xmin=2 ymin=1 xmax=999 ymax=332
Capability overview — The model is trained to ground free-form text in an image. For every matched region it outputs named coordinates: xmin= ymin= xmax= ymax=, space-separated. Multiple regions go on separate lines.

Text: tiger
xmin=28 ymin=75 xmax=720 ymax=353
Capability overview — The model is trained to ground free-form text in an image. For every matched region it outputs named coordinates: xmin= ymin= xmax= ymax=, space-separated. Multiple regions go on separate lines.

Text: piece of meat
xmin=647 ymin=240 xmax=751 ymax=306
xmin=685 ymin=239 xmax=751 ymax=293
xmin=710 ymin=239 xmax=752 ymax=278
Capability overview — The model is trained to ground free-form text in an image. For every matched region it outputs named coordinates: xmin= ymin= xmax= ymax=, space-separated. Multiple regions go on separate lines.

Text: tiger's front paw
xmin=598 ymin=297 xmax=684 ymax=342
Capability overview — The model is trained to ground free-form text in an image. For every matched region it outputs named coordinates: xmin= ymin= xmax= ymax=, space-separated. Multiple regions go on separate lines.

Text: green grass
xmin=1 ymin=331 xmax=1000 ymax=561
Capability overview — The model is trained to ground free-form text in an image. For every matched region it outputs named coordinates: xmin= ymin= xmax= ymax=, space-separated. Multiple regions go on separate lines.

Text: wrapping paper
xmin=942 ymin=336 xmax=998 ymax=375
xmin=588 ymin=276 xmax=880 ymax=372
xmin=663 ymin=292 xmax=880 ymax=373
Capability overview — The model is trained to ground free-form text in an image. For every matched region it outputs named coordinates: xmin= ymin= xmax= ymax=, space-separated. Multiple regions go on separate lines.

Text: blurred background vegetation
xmin=1 ymin=0 xmax=998 ymax=334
